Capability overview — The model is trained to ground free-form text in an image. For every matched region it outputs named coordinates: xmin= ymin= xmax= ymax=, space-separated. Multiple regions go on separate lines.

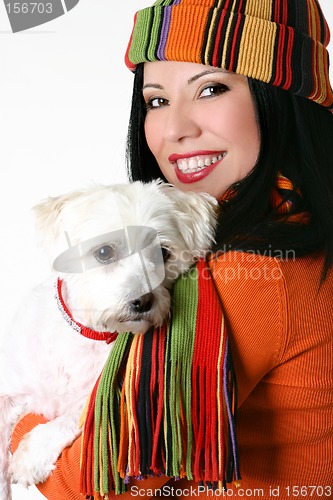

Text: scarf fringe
xmin=80 ymin=259 xmax=241 ymax=497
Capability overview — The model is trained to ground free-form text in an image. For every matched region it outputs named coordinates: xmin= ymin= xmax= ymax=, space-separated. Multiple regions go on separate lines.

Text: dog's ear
xmin=158 ymin=183 xmax=219 ymax=257
xmin=33 ymin=190 xmax=86 ymax=256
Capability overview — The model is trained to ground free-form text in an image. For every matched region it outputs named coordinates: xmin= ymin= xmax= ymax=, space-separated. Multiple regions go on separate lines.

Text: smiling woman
xmin=123 ymin=0 xmax=333 ymax=492
xmin=142 ymin=62 xmax=260 ymax=198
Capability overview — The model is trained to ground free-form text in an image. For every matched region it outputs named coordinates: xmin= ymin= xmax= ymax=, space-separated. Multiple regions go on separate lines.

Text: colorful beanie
xmin=125 ymin=0 xmax=333 ymax=109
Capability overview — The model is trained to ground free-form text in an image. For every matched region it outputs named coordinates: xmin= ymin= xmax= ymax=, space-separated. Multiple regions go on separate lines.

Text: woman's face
xmin=143 ymin=61 xmax=260 ymax=199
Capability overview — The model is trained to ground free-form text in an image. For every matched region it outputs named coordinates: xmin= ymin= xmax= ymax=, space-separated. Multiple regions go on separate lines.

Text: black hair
xmin=126 ymin=64 xmax=164 ymax=183
xmin=126 ymin=64 xmax=333 ymax=277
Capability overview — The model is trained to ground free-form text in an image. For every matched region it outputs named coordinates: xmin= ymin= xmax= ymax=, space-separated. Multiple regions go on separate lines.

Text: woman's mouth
xmin=169 ymin=151 xmax=227 ymax=184
xmin=173 ymin=152 xmax=227 ymax=173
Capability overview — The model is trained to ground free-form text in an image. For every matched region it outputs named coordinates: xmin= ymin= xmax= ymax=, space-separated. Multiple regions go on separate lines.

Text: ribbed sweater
xmin=12 ymin=252 xmax=333 ymax=499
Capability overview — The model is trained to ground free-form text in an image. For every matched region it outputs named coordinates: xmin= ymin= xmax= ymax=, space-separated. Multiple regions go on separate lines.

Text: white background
xmin=0 ymin=1 xmax=332 ymax=498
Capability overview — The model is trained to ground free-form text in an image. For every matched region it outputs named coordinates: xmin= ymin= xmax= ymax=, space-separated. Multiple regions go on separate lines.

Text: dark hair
xmin=126 ymin=64 xmax=333 ymax=277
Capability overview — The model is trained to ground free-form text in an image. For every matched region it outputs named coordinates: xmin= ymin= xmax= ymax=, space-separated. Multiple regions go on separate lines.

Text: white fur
xmin=0 ymin=180 xmax=218 ymax=499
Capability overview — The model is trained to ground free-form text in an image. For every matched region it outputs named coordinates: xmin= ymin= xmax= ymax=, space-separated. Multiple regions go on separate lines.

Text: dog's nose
xmin=130 ymin=293 xmax=153 ymax=314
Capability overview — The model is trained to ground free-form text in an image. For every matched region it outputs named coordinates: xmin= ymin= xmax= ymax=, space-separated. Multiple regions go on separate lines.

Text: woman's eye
xmin=145 ymin=97 xmax=169 ymax=110
xmin=94 ymin=245 xmax=115 ymax=263
xmin=199 ymin=83 xmax=229 ymax=98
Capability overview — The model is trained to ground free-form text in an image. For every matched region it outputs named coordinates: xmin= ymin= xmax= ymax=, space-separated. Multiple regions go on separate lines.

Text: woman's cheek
xmin=145 ymin=117 xmax=163 ymax=159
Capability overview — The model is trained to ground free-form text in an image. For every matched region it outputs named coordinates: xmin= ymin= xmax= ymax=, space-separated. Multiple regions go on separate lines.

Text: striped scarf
xmin=80 ymin=259 xmax=240 ymax=498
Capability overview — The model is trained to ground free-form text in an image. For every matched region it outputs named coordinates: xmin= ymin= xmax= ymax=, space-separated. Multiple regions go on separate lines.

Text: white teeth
xmin=176 ymin=153 xmax=226 ymax=173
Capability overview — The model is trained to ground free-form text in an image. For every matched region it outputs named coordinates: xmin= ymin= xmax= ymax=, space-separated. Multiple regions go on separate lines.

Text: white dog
xmin=0 ymin=180 xmax=218 ymax=499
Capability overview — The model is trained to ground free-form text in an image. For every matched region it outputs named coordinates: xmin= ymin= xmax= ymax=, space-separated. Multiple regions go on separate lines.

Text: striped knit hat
xmin=125 ymin=0 xmax=333 ymax=109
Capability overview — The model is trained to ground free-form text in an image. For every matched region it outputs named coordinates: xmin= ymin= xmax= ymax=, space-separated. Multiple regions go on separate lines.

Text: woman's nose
xmin=163 ymin=102 xmax=201 ymax=143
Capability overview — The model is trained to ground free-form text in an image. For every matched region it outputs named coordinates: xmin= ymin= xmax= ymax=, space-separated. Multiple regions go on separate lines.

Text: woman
xmin=12 ymin=0 xmax=333 ymax=498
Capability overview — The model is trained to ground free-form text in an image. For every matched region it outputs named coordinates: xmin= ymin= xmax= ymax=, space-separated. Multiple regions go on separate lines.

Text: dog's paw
xmin=0 ymin=479 xmax=12 ymax=500
xmin=9 ymin=432 xmax=56 ymax=487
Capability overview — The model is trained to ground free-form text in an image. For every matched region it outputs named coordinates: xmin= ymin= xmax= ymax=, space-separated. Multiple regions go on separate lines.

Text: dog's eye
xmin=94 ymin=245 xmax=116 ymax=264
xmin=161 ymin=247 xmax=171 ymax=262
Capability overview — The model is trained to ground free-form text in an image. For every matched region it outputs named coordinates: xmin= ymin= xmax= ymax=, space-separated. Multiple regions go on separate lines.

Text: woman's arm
xmin=11 ymin=414 xmax=82 ymax=500
xmin=11 ymin=415 xmax=171 ymax=500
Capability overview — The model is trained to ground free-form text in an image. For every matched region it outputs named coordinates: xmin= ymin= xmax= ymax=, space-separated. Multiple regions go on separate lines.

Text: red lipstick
xmin=169 ymin=151 xmax=226 ymax=184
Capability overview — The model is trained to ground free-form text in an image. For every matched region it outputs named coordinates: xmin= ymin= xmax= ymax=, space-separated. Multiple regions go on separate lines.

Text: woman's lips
xmin=168 ymin=151 xmax=227 ymax=184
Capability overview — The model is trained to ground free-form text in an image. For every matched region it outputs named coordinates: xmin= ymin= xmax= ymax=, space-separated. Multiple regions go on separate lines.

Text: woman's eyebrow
xmin=142 ymin=68 xmax=229 ymax=90
xmin=142 ymin=83 xmax=163 ymax=91
xmin=187 ymin=68 xmax=229 ymax=85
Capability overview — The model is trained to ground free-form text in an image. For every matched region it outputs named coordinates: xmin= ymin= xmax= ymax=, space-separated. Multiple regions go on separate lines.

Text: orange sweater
xmin=12 ymin=252 xmax=333 ymax=498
